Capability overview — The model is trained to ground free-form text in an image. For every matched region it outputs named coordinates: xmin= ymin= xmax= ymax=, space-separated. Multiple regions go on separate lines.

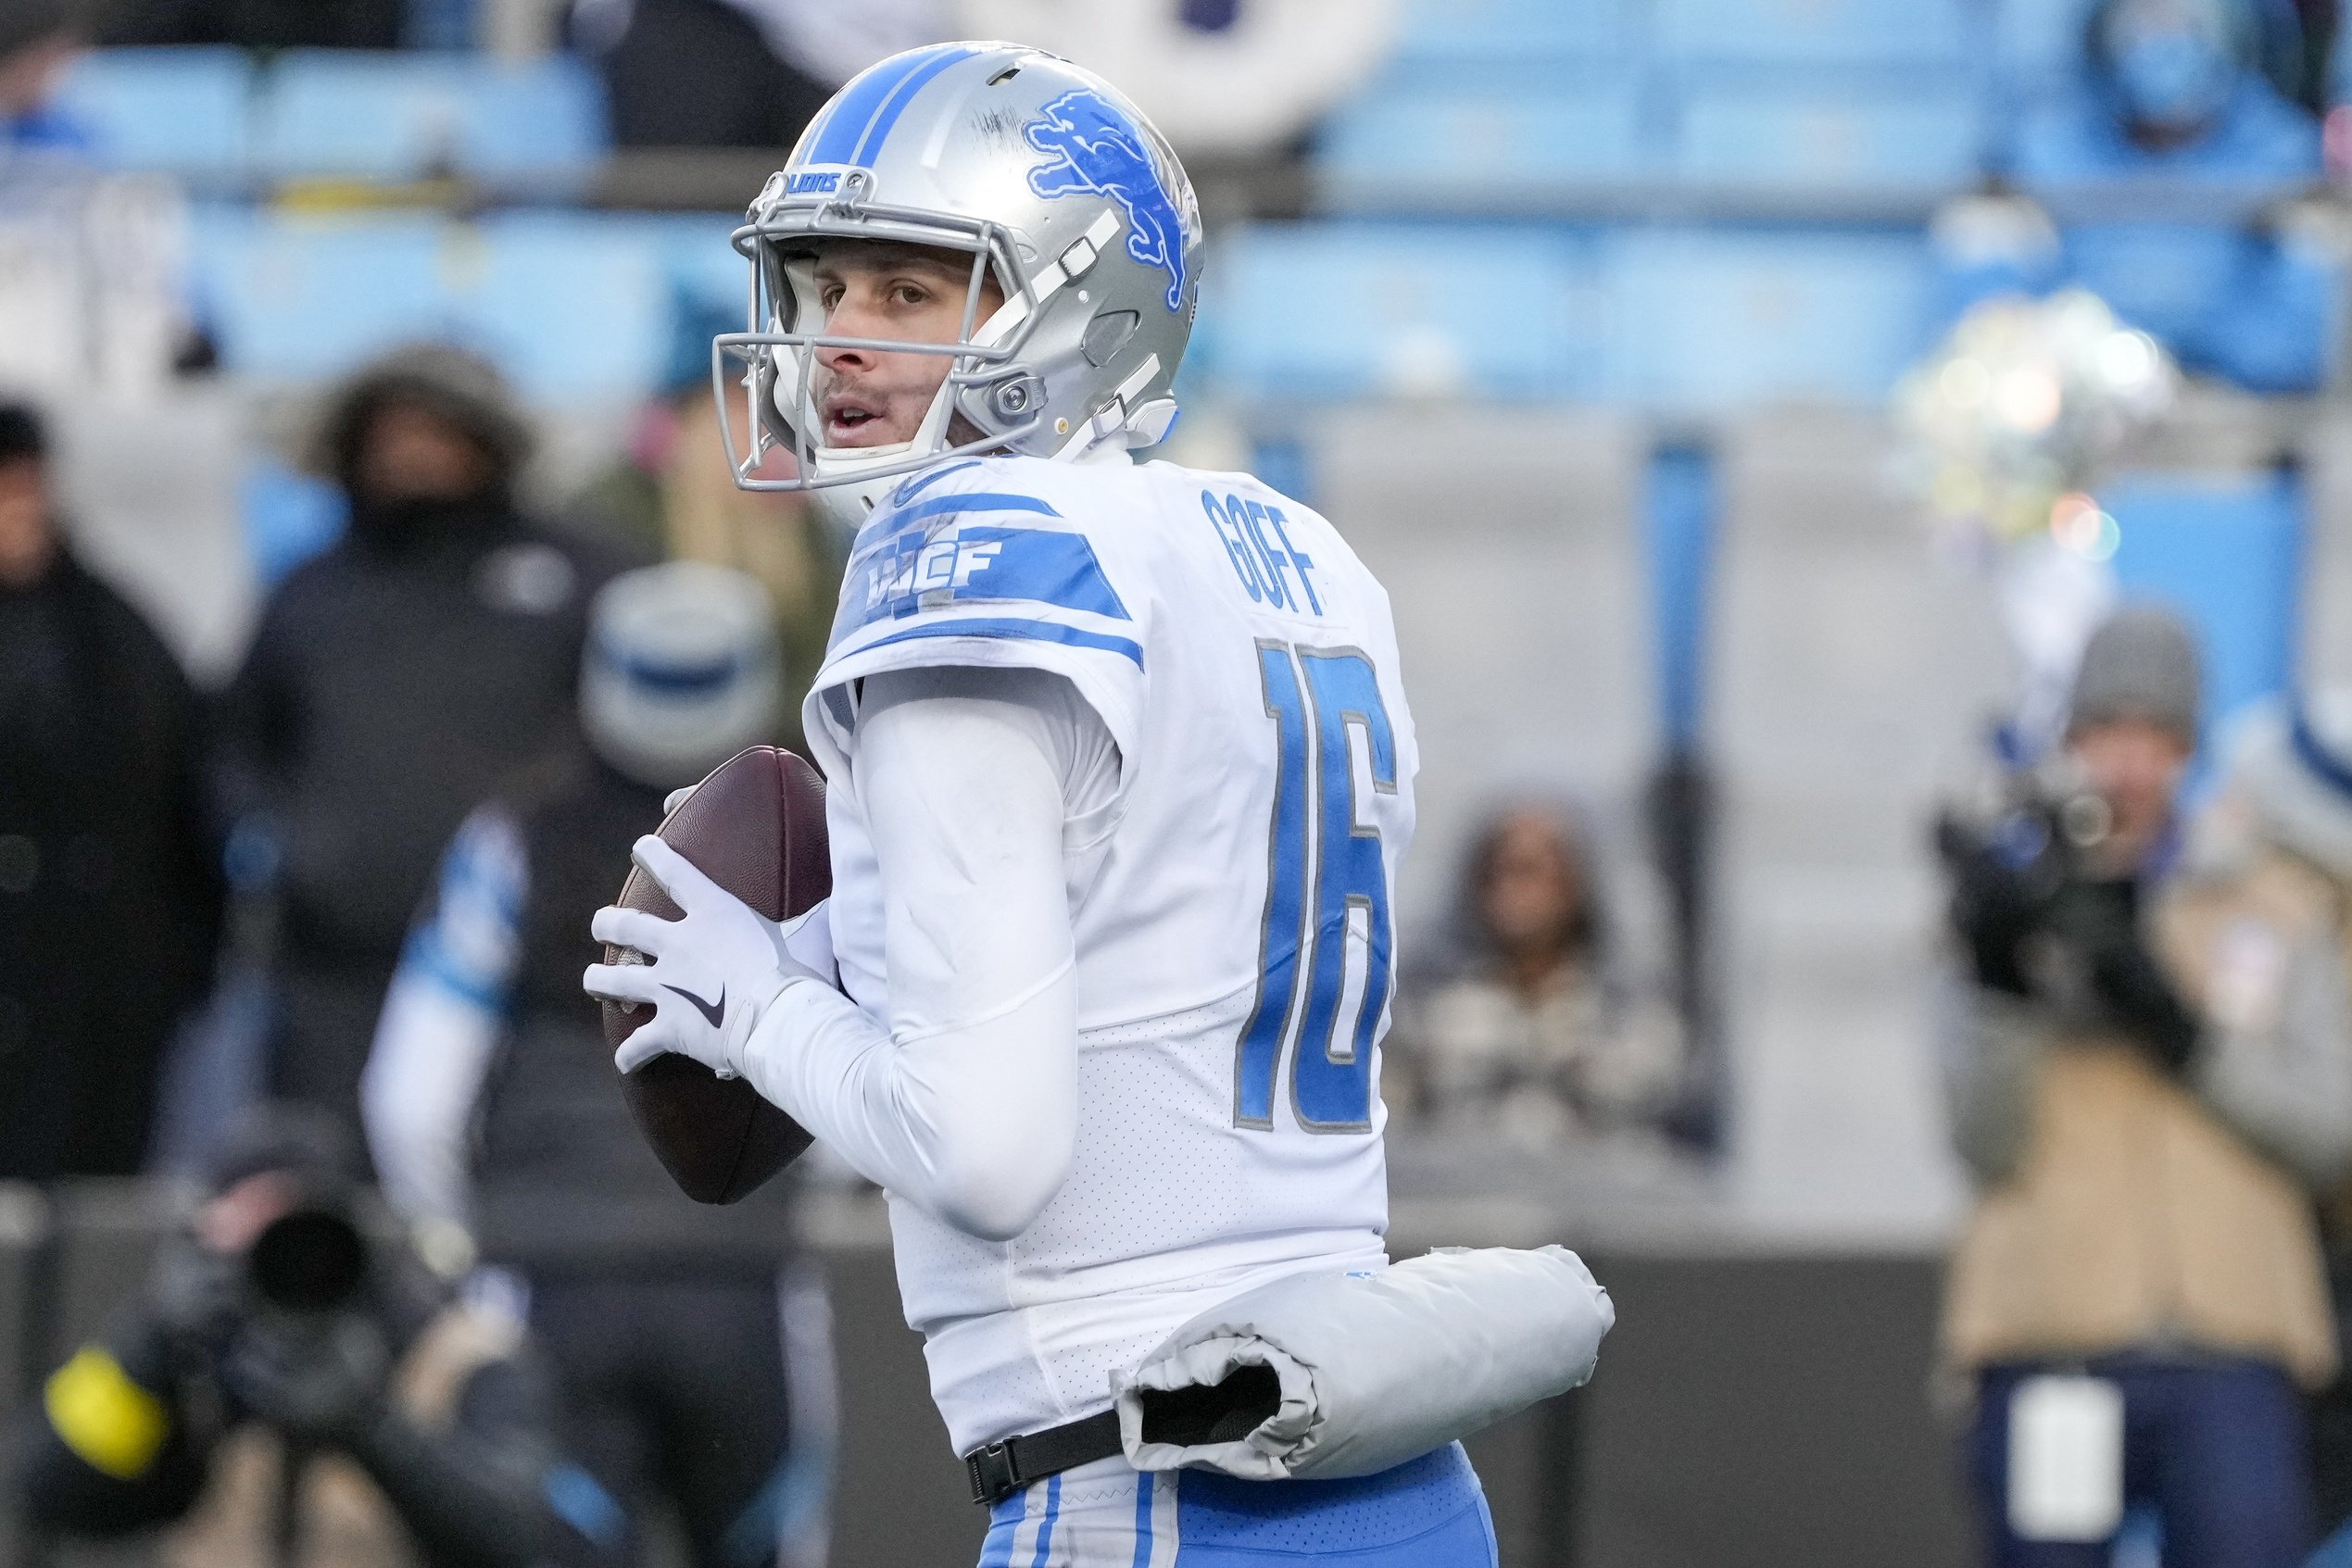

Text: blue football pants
xmin=976 ymin=1442 xmax=1498 ymax=1566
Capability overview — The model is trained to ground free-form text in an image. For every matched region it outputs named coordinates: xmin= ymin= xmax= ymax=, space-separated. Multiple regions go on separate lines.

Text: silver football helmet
xmin=713 ymin=42 xmax=1204 ymax=528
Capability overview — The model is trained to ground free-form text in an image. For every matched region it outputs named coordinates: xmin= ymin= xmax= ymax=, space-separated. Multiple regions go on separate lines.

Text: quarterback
xmin=585 ymin=43 xmax=1519 ymax=1565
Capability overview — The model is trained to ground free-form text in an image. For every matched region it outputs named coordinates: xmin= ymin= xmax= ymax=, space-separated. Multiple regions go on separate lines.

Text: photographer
xmin=17 ymin=1108 xmax=617 ymax=1566
xmin=1937 ymin=607 xmax=2342 ymax=1568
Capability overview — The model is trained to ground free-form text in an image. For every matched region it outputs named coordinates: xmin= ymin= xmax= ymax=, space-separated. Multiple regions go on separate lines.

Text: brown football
xmin=605 ymin=746 xmax=826 ymax=1204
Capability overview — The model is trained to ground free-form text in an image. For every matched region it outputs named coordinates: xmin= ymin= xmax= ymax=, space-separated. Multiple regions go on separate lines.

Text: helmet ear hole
xmin=1082 ymin=309 xmax=1141 ymax=368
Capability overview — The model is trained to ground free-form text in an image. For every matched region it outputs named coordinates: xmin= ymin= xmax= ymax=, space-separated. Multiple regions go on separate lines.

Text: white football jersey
xmin=802 ymin=451 xmax=1418 ymax=1452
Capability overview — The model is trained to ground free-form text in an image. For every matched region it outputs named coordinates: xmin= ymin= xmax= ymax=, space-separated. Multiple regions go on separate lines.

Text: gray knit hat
xmin=2069 ymin=605 xmax=2202 ymax=741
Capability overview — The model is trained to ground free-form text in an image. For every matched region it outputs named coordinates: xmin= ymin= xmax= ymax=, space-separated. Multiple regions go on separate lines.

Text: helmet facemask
xmin=714 ymin=182 xmax=1058 ymax=527
xmin=712 ymin=164 xmax=1170 ymax=529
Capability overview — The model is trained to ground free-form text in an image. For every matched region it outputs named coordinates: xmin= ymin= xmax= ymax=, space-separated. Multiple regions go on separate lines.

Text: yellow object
xmin=44 ymin=1347 xmax=170 ymax=1480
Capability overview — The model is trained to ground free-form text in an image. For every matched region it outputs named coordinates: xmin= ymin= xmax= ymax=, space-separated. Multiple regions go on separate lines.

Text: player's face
xmin=806 ymin=242 xmax=1005 ymax=449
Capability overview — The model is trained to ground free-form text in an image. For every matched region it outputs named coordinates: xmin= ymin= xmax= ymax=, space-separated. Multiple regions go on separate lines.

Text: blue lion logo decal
xmin=1025 ymin=89 xmax=1189 ymax=313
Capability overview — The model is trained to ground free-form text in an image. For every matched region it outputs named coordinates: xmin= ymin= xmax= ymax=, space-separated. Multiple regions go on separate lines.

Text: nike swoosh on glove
xmin=583 ymin=835 xmax=831 ymax=1078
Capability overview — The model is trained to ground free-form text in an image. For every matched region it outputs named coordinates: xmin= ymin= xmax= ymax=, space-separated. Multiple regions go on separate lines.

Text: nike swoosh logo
xmin=662 ymin=983 xmax=725 ymax=1029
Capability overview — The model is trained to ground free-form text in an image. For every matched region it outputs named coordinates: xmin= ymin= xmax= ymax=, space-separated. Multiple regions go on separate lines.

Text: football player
xmin=585 ymin=44 xmax=1497 ymax=1565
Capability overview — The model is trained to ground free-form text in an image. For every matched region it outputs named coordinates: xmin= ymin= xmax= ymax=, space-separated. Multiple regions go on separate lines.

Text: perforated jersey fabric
xmin=976 ymin=1446 xmax=1497 ymax=1567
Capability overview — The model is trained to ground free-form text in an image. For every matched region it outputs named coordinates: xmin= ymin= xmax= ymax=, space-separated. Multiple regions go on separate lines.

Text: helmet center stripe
xmin=849 ymin=45 xmax=980 ymax=168
xmin=803 ymin=46 xmax=944 ymax=166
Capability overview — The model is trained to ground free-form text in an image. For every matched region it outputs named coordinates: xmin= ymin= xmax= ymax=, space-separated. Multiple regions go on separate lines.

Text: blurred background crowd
xmin=6 ymin=0 xmax=2352 ymax=1562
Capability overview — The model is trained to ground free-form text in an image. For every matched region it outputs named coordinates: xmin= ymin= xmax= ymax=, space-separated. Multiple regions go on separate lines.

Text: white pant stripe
xmin=1148 ymin=1470 xmax=1180 ymax=1568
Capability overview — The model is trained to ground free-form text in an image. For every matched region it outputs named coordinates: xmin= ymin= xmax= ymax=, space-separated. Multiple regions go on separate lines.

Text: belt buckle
xmin=965 ymin=1439 xmax=1021 ymax=1507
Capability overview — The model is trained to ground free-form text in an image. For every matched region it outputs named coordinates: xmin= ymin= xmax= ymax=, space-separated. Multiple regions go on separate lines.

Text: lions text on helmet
xmin=711 ymin=44 xmax=1203 ymax=530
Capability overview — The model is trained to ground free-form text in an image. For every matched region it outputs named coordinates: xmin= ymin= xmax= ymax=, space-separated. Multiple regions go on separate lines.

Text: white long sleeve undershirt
xmin=739 ymin=665 xmax=1114 ymax=1242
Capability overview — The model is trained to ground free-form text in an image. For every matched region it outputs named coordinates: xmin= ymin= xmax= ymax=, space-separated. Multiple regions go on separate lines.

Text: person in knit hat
xmin=212 ymin=344 xmax=646 ymax=1158
xmin=1937 ymin=604 xmax=2340 ymax=1568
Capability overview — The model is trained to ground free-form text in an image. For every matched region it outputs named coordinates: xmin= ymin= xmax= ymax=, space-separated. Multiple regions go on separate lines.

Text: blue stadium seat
xmin=1674 ymin=72 xmax=1985 ymax=186
xmin=1318 ymin=77 xmax=1652 ymax=193
xmin=195 ymin=211 xmax=672 ymax=402
xmin=1390 ymin=0 xmax=1639 ymax=62
xmin=454 ymin=55 xmax=609 ymax=182
xmin=1602 ymin=228 xmax=1932 ymax=408
xmin=612 ymin=211 xmax=751 ymax=316
xmin=2103 ymin=469 xmax=2305 ymax=764
xmin=253 ymin=52 xmax=608 ymax=184
xmin=238 ymin=453 xmax=347 ymax=586
xmin=1994 ymin=0 xmax=2095 ymax=84
xmin=453 ymin=215 xmax=668 ymax=404
xmin=193 ymin=212 xmax=450 ymax=381
xmin=1654 ymin=0 xmax=1973 ymax=67
xmin=53 ymin=47 xmax=250 ymax=179
xmin=1201 ymin=223 xmax=1596 ymax=401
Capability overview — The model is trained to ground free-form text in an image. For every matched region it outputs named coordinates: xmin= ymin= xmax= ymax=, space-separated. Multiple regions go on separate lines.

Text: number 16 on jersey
xmin=1235 ymin=641 xmax=1399 ymax=1133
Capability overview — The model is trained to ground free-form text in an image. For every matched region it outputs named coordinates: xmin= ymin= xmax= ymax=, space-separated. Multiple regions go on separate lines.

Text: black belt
xmin=963 ymin=1409 xmax=1125 ymax=1506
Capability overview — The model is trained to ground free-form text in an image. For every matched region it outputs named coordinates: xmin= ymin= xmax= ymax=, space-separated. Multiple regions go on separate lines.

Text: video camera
xmin=1933 ymin=756 xmax=2197 ymax=1069
xmin=1935 ymin=755 xmax=2119 ymax=913
xmin=244 ymin=1202 xmax=371 ymax=1317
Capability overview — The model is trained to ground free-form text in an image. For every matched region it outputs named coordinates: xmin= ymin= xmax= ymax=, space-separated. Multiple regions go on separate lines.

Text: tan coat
xmin=1941 ymin=849 xmax=2345 ymax=1388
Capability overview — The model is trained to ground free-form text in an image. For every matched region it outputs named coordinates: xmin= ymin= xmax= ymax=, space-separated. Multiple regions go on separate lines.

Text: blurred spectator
xmin=2034 ymin=0 xmax=2317 ymax=169
xmin=103 ymin=0 xmax=405 ymax=49
xmin=1936 ymin=0 xmax=2342 ymax=395
xmin=1382 ymin=801 xmax=1687 ymax=1156
xmin=364 ymin=563 xmax=826 ymax=1567
xmin=570 ymin=306 xmax=847 ymax=751
xmin=1937 ymin=608 xmax=2344 ymax=1567
xmin=17 ymin=1105 xmax=618 ymax=1564
xmin=2195 ymin=690 xmax=2352 ymax=1546
xmin=0 ymin=0 xmax=88 ymax=155
xmin=214 ymin=344 xmax=639 ymax=1153
xmin=569 ymin=0 xmax=941 ymax=149
xmin=0 ymin=399 xmax=221 ymax=1180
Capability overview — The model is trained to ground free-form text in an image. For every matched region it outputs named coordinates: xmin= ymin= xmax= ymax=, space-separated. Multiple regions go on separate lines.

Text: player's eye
xmin=892 ymin=282 xmax=930 ymax=307
xmin=817 ymin=283 xmax=845 ymax=312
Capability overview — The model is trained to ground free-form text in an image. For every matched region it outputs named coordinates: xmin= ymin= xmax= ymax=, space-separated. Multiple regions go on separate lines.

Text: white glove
xmin=663 ymin=785 xmax=695 ymax=815
xmin=583 ymin=835 xmax=829 ymax=1077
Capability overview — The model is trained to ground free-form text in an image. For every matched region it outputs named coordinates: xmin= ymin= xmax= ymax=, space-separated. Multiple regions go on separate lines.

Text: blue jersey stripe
xmin=890 ymin=491 xmax=1062 ymax=527
xmin=850 ymin=44 xmax=978 ymax=167
xmin=854 ymin=616 xmax=1144 ymax=669
xmin=803 ymin=47 xmax=939 ymax=165
xmin=1129 ymin=1473 xmax=1154 ymax=1568
xmin=408 ymin=929 xmax=508 ymax=1014
xmin=1029 ymin=1474 xmax=1060 ymax=1568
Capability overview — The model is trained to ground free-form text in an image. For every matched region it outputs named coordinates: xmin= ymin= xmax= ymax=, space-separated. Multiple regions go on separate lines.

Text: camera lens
xmin=247 ymin=1208 xmax=368 ymax=1313
xmin=2059 ymin=793 xmax=2115 ymax=850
